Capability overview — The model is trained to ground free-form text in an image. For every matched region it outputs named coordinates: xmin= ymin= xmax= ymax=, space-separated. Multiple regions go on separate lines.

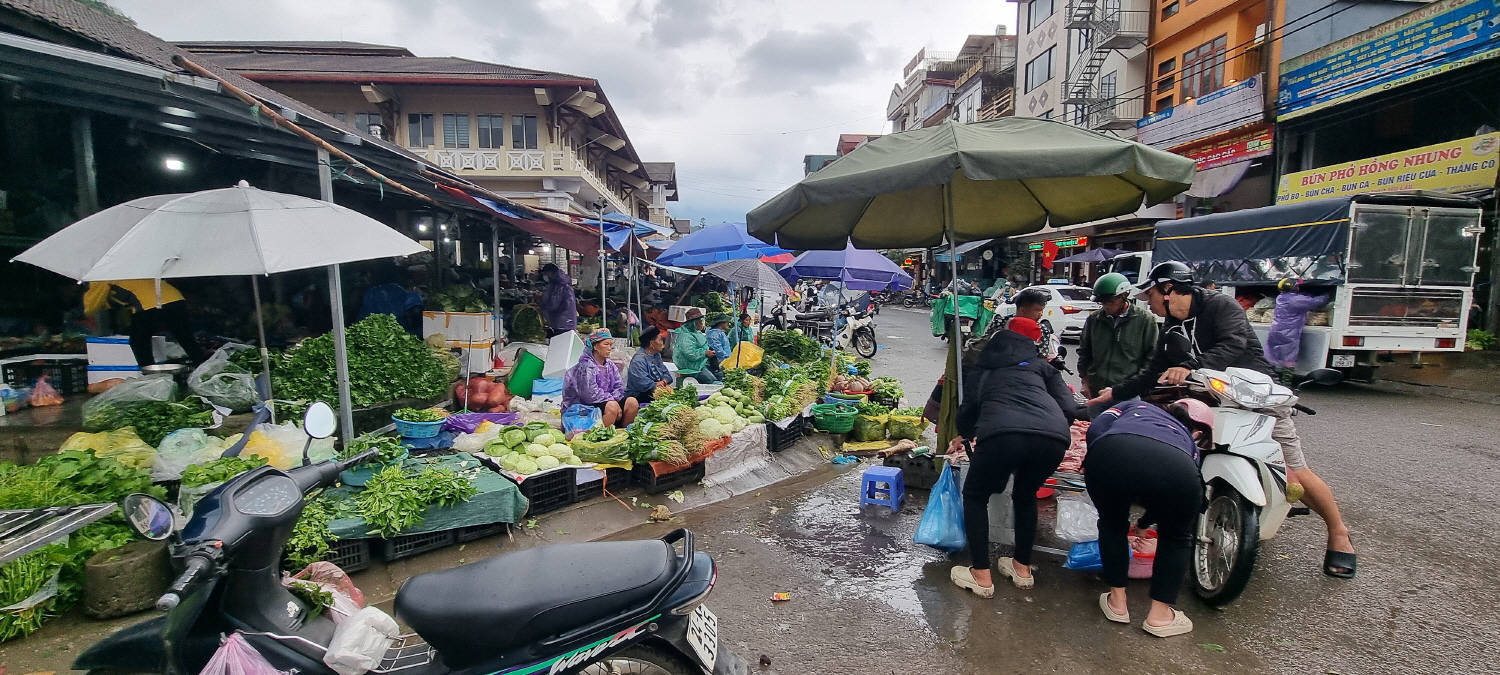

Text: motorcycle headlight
xmin=1229 ymin=374 xmax=1274 ymax=407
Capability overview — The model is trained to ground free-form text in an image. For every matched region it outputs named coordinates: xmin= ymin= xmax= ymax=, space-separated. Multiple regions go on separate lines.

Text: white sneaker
xmin=1142 ymin=609 xmax=1194 ymax=637
xmin=950 ymin=566 xmax=995 ymax=598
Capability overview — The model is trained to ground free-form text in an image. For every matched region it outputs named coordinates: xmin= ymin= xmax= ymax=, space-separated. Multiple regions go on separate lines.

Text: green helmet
xmin=1093 ymin=272 xmax=1133 ymax=301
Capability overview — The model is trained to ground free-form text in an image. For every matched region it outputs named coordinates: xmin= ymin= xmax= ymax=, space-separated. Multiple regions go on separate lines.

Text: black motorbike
xmin=77 ymin=403 xmax=745 ymax=675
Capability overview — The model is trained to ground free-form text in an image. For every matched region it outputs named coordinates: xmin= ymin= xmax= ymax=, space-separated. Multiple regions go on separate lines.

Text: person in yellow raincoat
xmin=84 ymin=280 xmax=206 ymax=366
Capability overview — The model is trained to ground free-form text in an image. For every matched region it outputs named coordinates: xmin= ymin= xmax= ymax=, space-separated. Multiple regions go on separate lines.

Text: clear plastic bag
xmin=913 ymin=463 xmax=967 ymax=552
xmin=201 ymin=632 xmax=287 ymax=675
xmin=323 ymin=606 xmax=399 ymax=675
xmin=1054 ymin=491 xmax=1100 ymax=543
xmin=82 ymin=375 xmax=178 ymax=431
xmin=190 ymin=344 xmax=259 ymax=413
xmin=253 ymin=422 xmax=337 ymax=469
xmin=153 ymin=428 xmax=229 ymax=481
xmin=29 ymin=375 xmax=64 ymax=406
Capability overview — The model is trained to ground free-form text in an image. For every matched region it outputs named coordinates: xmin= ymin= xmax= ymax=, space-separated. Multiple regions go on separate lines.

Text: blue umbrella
xmin=779 ymin=243 xmax=914 ymax=291
xmin=655 ymin=222 xmax=790 ymax=267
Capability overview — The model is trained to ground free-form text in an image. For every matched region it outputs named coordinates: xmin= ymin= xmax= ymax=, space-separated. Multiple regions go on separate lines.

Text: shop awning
xmin=933 ymin=238 xmax=992 ymax=262
xmin=1155 ymin=197 xmax=1353 ymax=263
xmin=447 ymin=188 xmax=602 ymax=254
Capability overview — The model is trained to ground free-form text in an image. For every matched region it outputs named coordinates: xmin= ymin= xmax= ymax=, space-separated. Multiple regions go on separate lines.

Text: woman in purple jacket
xmin=562 ymin=330 xmax=638 ymax=427
xmin=1085 ymin=398 xmax=1213 ymax=638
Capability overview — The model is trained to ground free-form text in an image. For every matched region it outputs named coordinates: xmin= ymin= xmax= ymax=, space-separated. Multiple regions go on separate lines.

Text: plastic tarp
xmin=326 ymin=453 xmax=529 ymax=539
xmin=703 ymin=424 xmax=770 ymax=485
xmin=470 ymin=195 xmax=601 ymax=255
xmin=1154 ymin=197 xmax=1353 ymax=264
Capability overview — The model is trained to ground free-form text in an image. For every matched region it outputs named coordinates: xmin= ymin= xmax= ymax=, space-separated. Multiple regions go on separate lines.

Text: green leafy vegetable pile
xmin=871 ymin=377 xmax=904 ymax=403
xmin=83 ymin=400 xmax=214 ymax=446
xmin=892 ymin=406 xmax=924 ymax=417
xmin=341 ymin=434 xmax=406 ymax=464
xmin=273 ymin=314 xmax=450 ymax=415
xmin=856 ymin=401 xmax=891 ymax=417
xmin=355 ymin=465 xmax=479 ymax=538
xmin=852 ymin=360 xmax=872 ymax=377
xmin=699 ymin=291 xmax=730 ymax=314
xmin=181 ymin=455 xmax=269 ymax=488
xmin=393 ymin=407 xmax=447 ymax=423
xmin=582 ymin=426 xmax=617 ymax=443
xmin=510 ymin=304 xmax=547 ymax=343
xmin=286 ymin=580 xmax=335 ymax=620
xmin=759 ymin=328 xmax=822 ymax=364
xmin=426 ymin=285 xmax=491 ymax=313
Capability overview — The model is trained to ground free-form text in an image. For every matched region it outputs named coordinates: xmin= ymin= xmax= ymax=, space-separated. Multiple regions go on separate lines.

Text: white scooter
xmin=1182 ymin=366 xmax=1341 ymax=604
xmin=835 ymin=305 xmax=877 ymax=358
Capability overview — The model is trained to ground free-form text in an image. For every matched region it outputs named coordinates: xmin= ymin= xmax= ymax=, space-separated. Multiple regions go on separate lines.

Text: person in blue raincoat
xmin=672 ymin=308 xmax=719 ymax=384
xmin=539 ymin=263 xmax=577 ymax=337
xmin=705 ymin=314 xmax=733 ymax=376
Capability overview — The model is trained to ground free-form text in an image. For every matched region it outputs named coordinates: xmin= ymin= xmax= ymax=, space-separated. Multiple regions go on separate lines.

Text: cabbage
xmin=503 ymin=429 xmax=528 ymax=447
xmin=698 ymin=418 xmax=724 ymax=438
xmin=564 ymin=455 xmax=583 ymax=466
xmin=731 ymin=417 xmax=747 ymax=433
xmin=532 ymin=432 xmax=556 ymax=447
xmin=694 ymin=407 xmax=714 ymax=421
xmin=525 ymin=426 xmax=551 ymax=442
xmin=534 ymin=455 xmax=561 ymax=470
xmin=525 ymin=443 xmax=549 ymax=457
xmin=712 ymin=406 xmax=737 ymax=424
xmin=547 ymin=443 xmax=573 ymax=459
xmin=514 ymin=456 xmax=539 ymax=475
xmin=498 ymin=453 xmax=521 ymax=471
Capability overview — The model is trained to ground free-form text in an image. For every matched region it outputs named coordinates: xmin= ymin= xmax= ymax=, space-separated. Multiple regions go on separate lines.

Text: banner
xmin=1178 ymin=126 xmax=1274 ymax=170
xmin=1137 ymin=75 xmax=1264 ymax=149
xmin=1275 ymin=133 xmax=1500 ymax=204
xmin=1278 ymin=0 xmax=1500 ymax=120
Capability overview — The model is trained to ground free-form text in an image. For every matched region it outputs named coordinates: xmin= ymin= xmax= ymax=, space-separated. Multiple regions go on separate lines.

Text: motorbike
xmin=77 ymin=402 xmax=745 ymax=675
xmin=834 ymin=306 xmax=878 ymax=358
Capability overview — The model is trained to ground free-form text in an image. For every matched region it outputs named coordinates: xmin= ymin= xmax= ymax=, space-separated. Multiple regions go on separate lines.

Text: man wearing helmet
xmin=1087 ymin=261 xmax=1357 ymax=578
xmin=1077 ymin=273 xmax=1157 ymax=406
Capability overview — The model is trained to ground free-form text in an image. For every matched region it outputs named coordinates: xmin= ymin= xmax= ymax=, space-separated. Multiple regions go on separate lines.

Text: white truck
xmin=1107 ymin=193 xmax=1484 ymax=381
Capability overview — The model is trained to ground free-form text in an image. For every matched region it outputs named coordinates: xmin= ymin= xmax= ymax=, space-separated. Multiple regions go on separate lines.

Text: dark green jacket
xmin=1077 ymin=304 xmax=1158 ymax=392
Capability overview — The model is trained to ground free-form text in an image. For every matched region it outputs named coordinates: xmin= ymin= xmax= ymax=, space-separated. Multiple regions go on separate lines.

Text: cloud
xmin=111 ymin=0 xmax=1014 ymax=227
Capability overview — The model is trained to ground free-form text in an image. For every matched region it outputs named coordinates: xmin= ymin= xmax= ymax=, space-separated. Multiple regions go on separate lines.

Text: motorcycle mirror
xmin=1056 ymin=345 xmax=1069 ymax=360
xmin=303 ymin=401 xmax=338 ymax=439
xmin=1303 ymin=368 xmax=1343 ymax=387
xmin=122 ymin=493 xmax=174 ymax=541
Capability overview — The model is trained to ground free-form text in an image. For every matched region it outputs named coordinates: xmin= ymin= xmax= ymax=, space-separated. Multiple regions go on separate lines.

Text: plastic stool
xmin=860 ymin=465 xmax=906 ymax=510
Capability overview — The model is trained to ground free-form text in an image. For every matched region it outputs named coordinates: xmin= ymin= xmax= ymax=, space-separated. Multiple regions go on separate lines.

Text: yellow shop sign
xmin=1276 ymin=133 xmax=1500 ymax=204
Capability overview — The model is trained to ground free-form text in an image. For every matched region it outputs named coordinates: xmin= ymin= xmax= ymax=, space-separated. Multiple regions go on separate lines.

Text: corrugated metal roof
xmin=187 ymin=51 xmax=592 ymax=83
xmin=175 ymin=41 xmax=413 ymax=56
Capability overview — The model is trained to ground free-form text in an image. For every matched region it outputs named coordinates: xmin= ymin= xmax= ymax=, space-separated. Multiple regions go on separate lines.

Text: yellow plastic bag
xmin=60 ymin=431 xmax=111 ymax=454
xmin=243 ymin=430 xmax=295 ymax=469
xmin=61 ymin=429 xmax=155 ymax=468
xmin=722 ymin=342 xmax=763 ymax=369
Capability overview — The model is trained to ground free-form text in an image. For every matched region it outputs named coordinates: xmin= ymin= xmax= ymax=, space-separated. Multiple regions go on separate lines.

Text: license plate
xmin=1331 ymin=354 xmax=1355 ymax=368
xmin=685 ymin=604 xmax=718 ymax=670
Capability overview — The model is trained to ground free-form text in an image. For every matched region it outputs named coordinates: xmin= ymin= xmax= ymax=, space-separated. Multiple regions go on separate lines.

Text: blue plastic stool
xmin=860 ymin=465 xmax=906 ymax=510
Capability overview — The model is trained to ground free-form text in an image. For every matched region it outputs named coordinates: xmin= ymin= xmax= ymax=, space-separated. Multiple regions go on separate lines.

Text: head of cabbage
xmin=698 ymin=418 xmax=725 ymax=438
xmin=534 ymin=455 xmax=561 ymax=470
xmin=525 ymin=443 xmax=549 ymax=457
xmin=547 ymin=443 xmax=574 ymax=459
xmin=502 ymin=428 xmax=528 ymax=447
xmin=513 ymin=456 xmax=539 ymax=475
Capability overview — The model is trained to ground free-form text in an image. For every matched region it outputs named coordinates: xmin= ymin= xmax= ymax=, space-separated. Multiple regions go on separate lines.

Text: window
xmin=443 ymin=113 xmax=470 ymax=148
xmin=1156 ymin=95 xmax=1174 ymax=111
xmin=1099 ymin=71 xmax=1118 ymax=100
xmin=1038 ymin=109 xmax=1054 ymax=119
xmin=355 ymin=112 xmax=382 ymax=137
xmin=1161 ymin=2 xmax=1179 ymax=19
xmin=407 ymin=113 xmax=435 ymax=147
xmin=1181 ymin=35 xmax=1228 ymax=100
xmin=1157 ymin=58 xmax=1176 ymax=77
xmin=1028 ymin=0 xmax=1055 ymax=32
xmin=332 ymin=111 xmax=347 ymax=122
xmin=511 ymin=114 xmax=539 ymax=150
xmin=1024 ymin=47 xmax=1054 ymax=93
xmin=1156 ymin=75 xmax=1175 ymax=93
xmin=477 ymin=114 xmax=504 ymax=149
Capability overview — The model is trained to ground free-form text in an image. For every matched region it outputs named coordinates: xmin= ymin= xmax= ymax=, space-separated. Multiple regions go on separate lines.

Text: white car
xmin=996 ymin=284 xmax=1101 ymax=340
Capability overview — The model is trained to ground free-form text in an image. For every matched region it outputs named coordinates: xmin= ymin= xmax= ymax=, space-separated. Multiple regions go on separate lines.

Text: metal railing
xmin=1086 ymin=94 xmax=1145 ymax=130
xmin=1097 ymin=9 xmax=1149 ymax=49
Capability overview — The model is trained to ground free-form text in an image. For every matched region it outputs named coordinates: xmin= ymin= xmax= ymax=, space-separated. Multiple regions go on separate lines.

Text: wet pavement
xmin=617 ymin=306 xmax=1500 ymax=675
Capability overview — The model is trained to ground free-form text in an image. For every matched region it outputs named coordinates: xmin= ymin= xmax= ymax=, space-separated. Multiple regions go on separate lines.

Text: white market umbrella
xmin=703 ymin=259 xmax=792 ymax=294
xmin=13 ymin=181 xmax=427 ymax=434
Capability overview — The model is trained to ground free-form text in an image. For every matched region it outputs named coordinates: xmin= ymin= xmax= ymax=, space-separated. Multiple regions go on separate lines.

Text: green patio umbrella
xmin=746 ymin=118 xmax=1195 ymax=450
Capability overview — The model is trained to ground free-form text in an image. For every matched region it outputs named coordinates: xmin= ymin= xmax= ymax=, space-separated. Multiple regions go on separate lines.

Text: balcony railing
xmin=1097 ymin=10 xmax=1149 ymax=49
xmin=978 ymin=91 xmax=1015 ymax=120
xmin=1086 ymin=94 xmax=1145 ymax=130
xmin=954 ymin=54 xmax=1017 ymax=88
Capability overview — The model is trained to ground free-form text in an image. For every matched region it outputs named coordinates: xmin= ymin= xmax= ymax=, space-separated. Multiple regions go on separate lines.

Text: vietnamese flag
xmin=1040 ymin=240 xmax=1059 ymax=270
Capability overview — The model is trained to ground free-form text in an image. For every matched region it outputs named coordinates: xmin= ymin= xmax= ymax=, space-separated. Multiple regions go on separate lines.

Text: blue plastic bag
xmin=913 ymin=463 xmax=967 ymax=552
xmin=1064 ymin=540 xmax=1104 ymax=571
xmin=563 ymin=404 xmax=603 ymax=435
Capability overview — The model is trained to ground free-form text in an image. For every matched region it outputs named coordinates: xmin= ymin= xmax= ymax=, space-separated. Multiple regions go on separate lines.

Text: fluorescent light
xmin=162 ymin=158 xmax=185 ymax=171
xmin=159 ymin=122 xmax=192 ymax=133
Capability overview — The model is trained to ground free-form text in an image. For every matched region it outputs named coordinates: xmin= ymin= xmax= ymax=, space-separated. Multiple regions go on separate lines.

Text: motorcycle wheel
xmin=1193 ymin=483 xmax=1260 ymax=606
xmin=579 ymin=644 xmax=698 ymax=675
xmin=854 ymin=330 xmax=877 ymax=358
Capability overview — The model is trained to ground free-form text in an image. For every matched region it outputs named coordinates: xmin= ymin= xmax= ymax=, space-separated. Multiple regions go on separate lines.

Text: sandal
xmin=1099 ymin=592 xmax=1130 ymax=624
xmin=1323 ymin=550 xmax=1357 ymax=579
xmin=950 ymin=566 xmax=994 ymax=598
xmin=1142 ymin=609 xmax=1193 ymax=638
xmin=996 ymin=557 xmax=1035 ymax=589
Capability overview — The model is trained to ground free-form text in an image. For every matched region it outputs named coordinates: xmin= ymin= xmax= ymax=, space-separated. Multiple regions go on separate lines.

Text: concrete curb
xmin=1364 ymin=379 xmax=1500 ymax=406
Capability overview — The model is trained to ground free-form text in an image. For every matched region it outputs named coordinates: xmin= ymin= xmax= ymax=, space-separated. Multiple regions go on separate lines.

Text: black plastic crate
xmin=2 ymin=357 xmax=88 ymax=394
xmin=767 ymin=416 xmax=805 ymax=453
xmin=378 ymin=529 xmax=457 ymax=562
xmin=456 ymin=522 xmax=507 ymax=542
xmin=633 ymin=461 xmax=706 ymax=495
xmin=329 ymin=538 xmax=372 ymax=572
xmin=883 ymin=453 xmax=943 ymax=490
xmin=605 ymin=467 xmax=631 ymax=489
xmin=518 ymin=467 xmax=577 ymax=515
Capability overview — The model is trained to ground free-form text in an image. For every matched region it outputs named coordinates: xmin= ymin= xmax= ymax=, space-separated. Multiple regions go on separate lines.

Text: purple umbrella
xmin=779 ymin=243 xmax=914 ymax=291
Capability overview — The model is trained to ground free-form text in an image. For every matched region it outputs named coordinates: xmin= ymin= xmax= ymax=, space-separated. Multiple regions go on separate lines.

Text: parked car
xmin=995 ymin=283 xmax=1100 ymax=340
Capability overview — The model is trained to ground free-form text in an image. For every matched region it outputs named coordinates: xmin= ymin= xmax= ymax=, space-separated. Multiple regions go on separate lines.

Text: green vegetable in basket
xmin=393 ymin=407 xmax=447 ymax=423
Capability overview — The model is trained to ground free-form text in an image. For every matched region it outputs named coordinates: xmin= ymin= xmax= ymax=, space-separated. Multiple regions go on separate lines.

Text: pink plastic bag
xmin=201 ymin=633 xmax=286 ymax=675
xmin=30 ymin=375 xmax=63 ymax=407
xmin=1058 ymin=420 xmax=1089 ymax=473
xmin=292 ymin=561 xmax=366 ymax=608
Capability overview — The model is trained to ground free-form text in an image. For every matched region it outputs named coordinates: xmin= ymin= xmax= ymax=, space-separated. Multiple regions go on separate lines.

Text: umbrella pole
xmin=319 ymin=148 xmax=356 ymax=440
xmin=939 ymin=181 xmax=963 ymax=454
xmin=491 ymin=224 xmax=501 ymax=344
xmin=251 ymin=275 xmax=274 ymax=422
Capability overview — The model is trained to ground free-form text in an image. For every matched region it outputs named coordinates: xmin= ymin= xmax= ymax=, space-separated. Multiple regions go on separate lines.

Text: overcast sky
xmin=111 ymin=0 xmax=1015 ymax=226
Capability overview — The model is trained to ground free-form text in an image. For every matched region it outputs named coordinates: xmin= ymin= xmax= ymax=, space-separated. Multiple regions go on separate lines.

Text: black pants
xmin=130 ymin=301 xmax=205 ymax=366
xmin=962 ymin=431 xmax=1067 ymax=569
xmin=1083 ymin=433 xmax=1203 ymax=604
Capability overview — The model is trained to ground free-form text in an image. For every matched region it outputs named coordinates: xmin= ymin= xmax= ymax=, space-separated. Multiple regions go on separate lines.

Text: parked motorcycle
xmin=833 ymin=306 xmax=877 ymax=358
xmin=76 ymin=402 xmax=744 ymax=675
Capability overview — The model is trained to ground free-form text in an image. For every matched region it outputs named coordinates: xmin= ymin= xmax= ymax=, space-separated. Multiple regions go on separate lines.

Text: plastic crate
xmin=633 ymin=461 xmax=706 ymax=495
xmin=2 ymin=357 xmax=88 ymax=394
xmin=575 ymin=468 xmax=605 ymax=502
xmin=518 ymin=467 xmax=577 ymax=515
xmin=767 ymin=416 xmax=805 ymax=453
xmin=329 ymin=539 xmax=372 ymax=572
xmin=605 ymin=467 xmax=631 ymax=489
xmin=378 ymin=529 xmax=457 ymax=562
xmin=456 ymin=522 xmax=507 ymax=542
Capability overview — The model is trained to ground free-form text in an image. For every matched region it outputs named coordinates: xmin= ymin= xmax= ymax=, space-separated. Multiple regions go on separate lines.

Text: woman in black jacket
xmin=950 ymin=317 xmax=1078 ymax=597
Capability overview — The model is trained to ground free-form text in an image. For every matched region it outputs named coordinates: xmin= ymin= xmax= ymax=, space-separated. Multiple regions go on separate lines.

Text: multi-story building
xmin=1009 ymin=0 xmax=1150 ymax=130
xmin=950 ymin=30 xmax=1019 ymax=123
xmin=887 ymin=48 xmax=964 ymax=132
xmin=177 ymin=41 xmax=676 ymax=225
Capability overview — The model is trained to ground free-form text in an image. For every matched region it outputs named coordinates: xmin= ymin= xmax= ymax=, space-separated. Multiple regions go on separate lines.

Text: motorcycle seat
xmin=393 ymin=539 xmax=676 ymax=668
xmin=794 ymin=312 xmax=830 ymax=320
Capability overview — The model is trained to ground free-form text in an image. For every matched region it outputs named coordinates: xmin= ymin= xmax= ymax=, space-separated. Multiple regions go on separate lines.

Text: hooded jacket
xmin=1077 ymin=303 xmax=1158 ymax=392
xmin=540 ymin=270 xmax=577 ymax=331
xmin=958 ymin=331 xmax=1078 ymax=444
xmin=1112 ymin=287 xmax=1274 ymax=401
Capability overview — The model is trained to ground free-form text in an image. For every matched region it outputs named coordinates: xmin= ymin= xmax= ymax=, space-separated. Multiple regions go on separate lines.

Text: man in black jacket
xmin=1087 ymin=262 xmax=1356 ymax=578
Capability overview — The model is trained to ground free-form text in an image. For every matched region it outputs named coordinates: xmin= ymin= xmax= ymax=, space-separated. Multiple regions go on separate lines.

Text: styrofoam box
xmin=86 ymin=335 xmax=172 ymax=366
xmin=422 ymin=311 xmax=496 ymax=344
xmin=454 ymin=340 xmax=494 ymax=375
xmin=666 ymin=305 xmax=695 ymax=322
xmin=87 ymin=366 xmax=141 ymax=385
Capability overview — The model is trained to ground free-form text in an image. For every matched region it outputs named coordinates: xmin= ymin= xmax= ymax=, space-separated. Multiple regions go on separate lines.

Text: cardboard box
xmin=542 ymin=332 xmax=585 ymax=380
xmin=422 ymin=311 xmax=496 ymax=345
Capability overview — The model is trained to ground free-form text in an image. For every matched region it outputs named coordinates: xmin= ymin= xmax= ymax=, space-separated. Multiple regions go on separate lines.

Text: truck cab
xmin=1120 ymin=193 xmax=1483 ymax=381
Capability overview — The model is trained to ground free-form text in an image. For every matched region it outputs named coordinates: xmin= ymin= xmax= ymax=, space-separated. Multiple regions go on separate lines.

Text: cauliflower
xmin=712 ymin=406 xmax=737 ymax=424
xmin=503 ymin=428 xmax=528 ymax=447
xmin=564 ymin=455 xmax=583 ymax=466
xmin=698 ymin=418 xmax=725 ymax=438
xmin=525 ymin=443 xmax=549 ymax=458
xmin=534 ymin=455 xmax=561 ymax=470
xmin=532 ymin=432 xmax=557 ymax=447
xmin=513 ymin=456 xmax=539 ymax=475
xmin=547 ymin=443 xmax=574 ymax=459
